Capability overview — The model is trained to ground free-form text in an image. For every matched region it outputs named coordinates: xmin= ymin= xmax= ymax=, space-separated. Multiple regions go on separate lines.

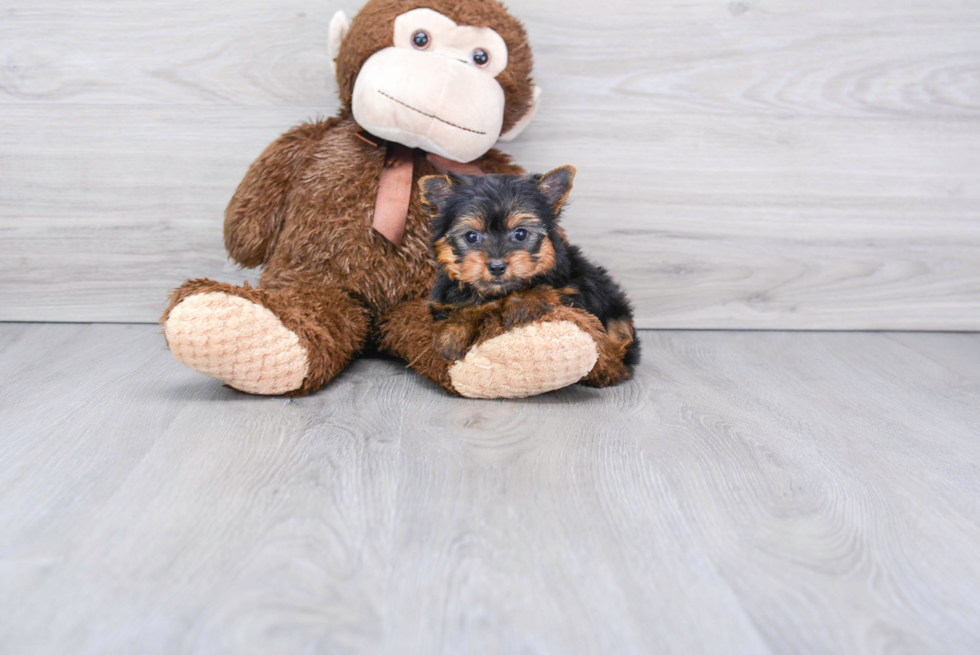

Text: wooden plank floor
xmin=1 ymin=323 xmax=979 ymax=654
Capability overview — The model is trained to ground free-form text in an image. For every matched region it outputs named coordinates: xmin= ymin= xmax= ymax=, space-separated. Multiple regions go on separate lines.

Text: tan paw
xmin=163 ymin=292 xmax=308 ymax=395
xmin=448 ymin=320 xmax=599 ymax=399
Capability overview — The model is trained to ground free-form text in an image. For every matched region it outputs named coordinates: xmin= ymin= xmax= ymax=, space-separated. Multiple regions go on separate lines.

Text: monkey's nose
xmin=488 ymin=260 xmax=508 ymax=277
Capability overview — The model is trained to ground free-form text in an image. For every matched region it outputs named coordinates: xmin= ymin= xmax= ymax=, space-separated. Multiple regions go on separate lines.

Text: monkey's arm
xmin=224 ymin=119 xmax=339 ymax=267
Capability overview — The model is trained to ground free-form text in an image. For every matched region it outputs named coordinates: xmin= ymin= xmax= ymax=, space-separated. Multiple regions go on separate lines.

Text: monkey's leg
xmin=380 ymin=299 xmax=603 ymax=399
xmin=161 ymin=279 xmax=369 ymax=395
xmin=449 ymin=306 xmax=605 ymax=399
xmin=377 ymin=299 xmax=457 ymax=394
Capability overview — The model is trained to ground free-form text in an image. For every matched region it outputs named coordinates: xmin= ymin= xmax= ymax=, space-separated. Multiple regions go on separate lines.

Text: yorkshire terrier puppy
xmin=419 ymin=166 xmax=640 ymax=388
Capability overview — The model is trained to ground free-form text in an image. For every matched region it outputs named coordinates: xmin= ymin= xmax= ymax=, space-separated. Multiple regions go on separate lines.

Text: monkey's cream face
xmin=351 ymin=8 xmax=511 ymax=163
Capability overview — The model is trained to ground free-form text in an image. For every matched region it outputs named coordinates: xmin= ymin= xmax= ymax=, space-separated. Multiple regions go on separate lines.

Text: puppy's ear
xmin=418 ymin=175 xmax=455 ymax=213
xmin=536 ymin=165 xmax=577 ymax=215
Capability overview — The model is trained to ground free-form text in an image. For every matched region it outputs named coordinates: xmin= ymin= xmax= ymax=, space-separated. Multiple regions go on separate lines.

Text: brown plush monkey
xmin=162 ymin=0 xmax=605 ymax=398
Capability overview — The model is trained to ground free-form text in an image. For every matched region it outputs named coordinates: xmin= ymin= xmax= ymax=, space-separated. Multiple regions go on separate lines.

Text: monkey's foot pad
xmin=164 ymin=292 xmax=309 ymax=395
xmin=449 ymin=320 xmax=599 ymax=399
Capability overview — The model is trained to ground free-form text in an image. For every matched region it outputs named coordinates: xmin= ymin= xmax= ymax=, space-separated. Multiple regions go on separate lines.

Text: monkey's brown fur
xmin=162 ymin=0 xmax=608 ymax=396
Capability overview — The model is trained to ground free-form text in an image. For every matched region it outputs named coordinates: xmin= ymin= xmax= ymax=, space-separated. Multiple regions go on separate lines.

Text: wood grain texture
xmin=886 ymin=332 xmax=980 ymax=383
xmin=1 ymin=324 xmax=980 ymax=654
xmin=1 ymin=0 xmax=979 ymax=327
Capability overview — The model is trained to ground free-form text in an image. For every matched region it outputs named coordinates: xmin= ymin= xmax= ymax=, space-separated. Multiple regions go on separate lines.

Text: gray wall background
xmin=2 ymin=0 xmax=978 ymax=329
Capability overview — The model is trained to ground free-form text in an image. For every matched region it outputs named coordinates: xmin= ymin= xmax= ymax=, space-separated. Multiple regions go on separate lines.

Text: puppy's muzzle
xmin=488 ymin=260 xmax=508 ymax=277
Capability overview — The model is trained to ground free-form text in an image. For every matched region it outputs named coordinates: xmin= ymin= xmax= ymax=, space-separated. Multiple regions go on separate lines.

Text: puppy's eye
xmin=465 ymin=231 xmax=480 ymax=244
xmin=473 ymin=49 xmax=490 ymax=68
xmin=513 ymin=228 xmax=528 ymax=242
xmin=412 ymin=30 xmax=430 ymax=49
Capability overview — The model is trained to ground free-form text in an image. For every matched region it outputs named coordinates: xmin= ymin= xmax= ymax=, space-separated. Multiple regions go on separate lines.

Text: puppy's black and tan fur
xmin=419 ymin=166 xmax=640 ymax=388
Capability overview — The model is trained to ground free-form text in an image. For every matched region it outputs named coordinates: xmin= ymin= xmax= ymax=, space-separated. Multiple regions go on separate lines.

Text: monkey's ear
xmin=328 ymin=11 xmax=350 ymax=77
xmin=498 ymin=86 xmax=542 ymax=143
xmin=418 ymin=175 xmax=456 ymax=212
xmin=536 ymin=165 xmax=576 ymax=214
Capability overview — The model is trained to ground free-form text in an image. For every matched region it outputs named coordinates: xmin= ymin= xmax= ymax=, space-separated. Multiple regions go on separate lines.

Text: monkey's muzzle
xmin=352 ymin=48 xmax=506 ymax=163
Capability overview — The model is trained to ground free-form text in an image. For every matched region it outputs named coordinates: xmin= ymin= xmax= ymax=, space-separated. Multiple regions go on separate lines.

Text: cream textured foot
xmin=449 ymin=320 xmax=599 ymax=399
xmin=164 ymin=292 xmax=309 ymax=395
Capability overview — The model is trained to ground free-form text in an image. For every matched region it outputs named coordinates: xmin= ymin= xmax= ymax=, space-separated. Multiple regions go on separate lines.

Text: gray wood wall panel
xmin=2 ymin=0 xmax=978 ymax=327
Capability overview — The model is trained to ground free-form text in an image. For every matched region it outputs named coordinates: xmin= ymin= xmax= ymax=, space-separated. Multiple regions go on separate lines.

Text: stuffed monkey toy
xmin=162 ymin=0 xmax=612 ymax=398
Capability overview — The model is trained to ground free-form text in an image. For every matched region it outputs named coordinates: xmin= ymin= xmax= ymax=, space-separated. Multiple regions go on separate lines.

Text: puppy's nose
xmin=487 ymin=260 xmax=508 ymax=277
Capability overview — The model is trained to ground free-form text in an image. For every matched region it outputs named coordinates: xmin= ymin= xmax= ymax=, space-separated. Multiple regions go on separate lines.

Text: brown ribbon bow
xmin=360 ymin=132 xmax=483 ymax=246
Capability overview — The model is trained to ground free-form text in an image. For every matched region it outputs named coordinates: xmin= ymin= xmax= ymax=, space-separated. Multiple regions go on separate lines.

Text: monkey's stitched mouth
xmin=377 ymin=90 xmax=487 ymax=136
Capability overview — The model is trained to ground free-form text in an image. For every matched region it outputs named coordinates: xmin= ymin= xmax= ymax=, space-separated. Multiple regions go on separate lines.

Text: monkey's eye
xmin=412 ymin=30 xmax=430 ymax=49
xmin=513 ymin=228 xmax=528 ymax=242
xmin=472 ymin=49 xmax=490 ymax=68
xmin=465 ymin=231 xmax=481 ymax=245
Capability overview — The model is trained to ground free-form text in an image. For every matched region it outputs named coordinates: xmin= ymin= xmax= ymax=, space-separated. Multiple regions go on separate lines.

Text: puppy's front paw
xmin=501 ymin=287 xmax=560 ymax=329
xmin=435 ymin=319 xmax=481 ymax=361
